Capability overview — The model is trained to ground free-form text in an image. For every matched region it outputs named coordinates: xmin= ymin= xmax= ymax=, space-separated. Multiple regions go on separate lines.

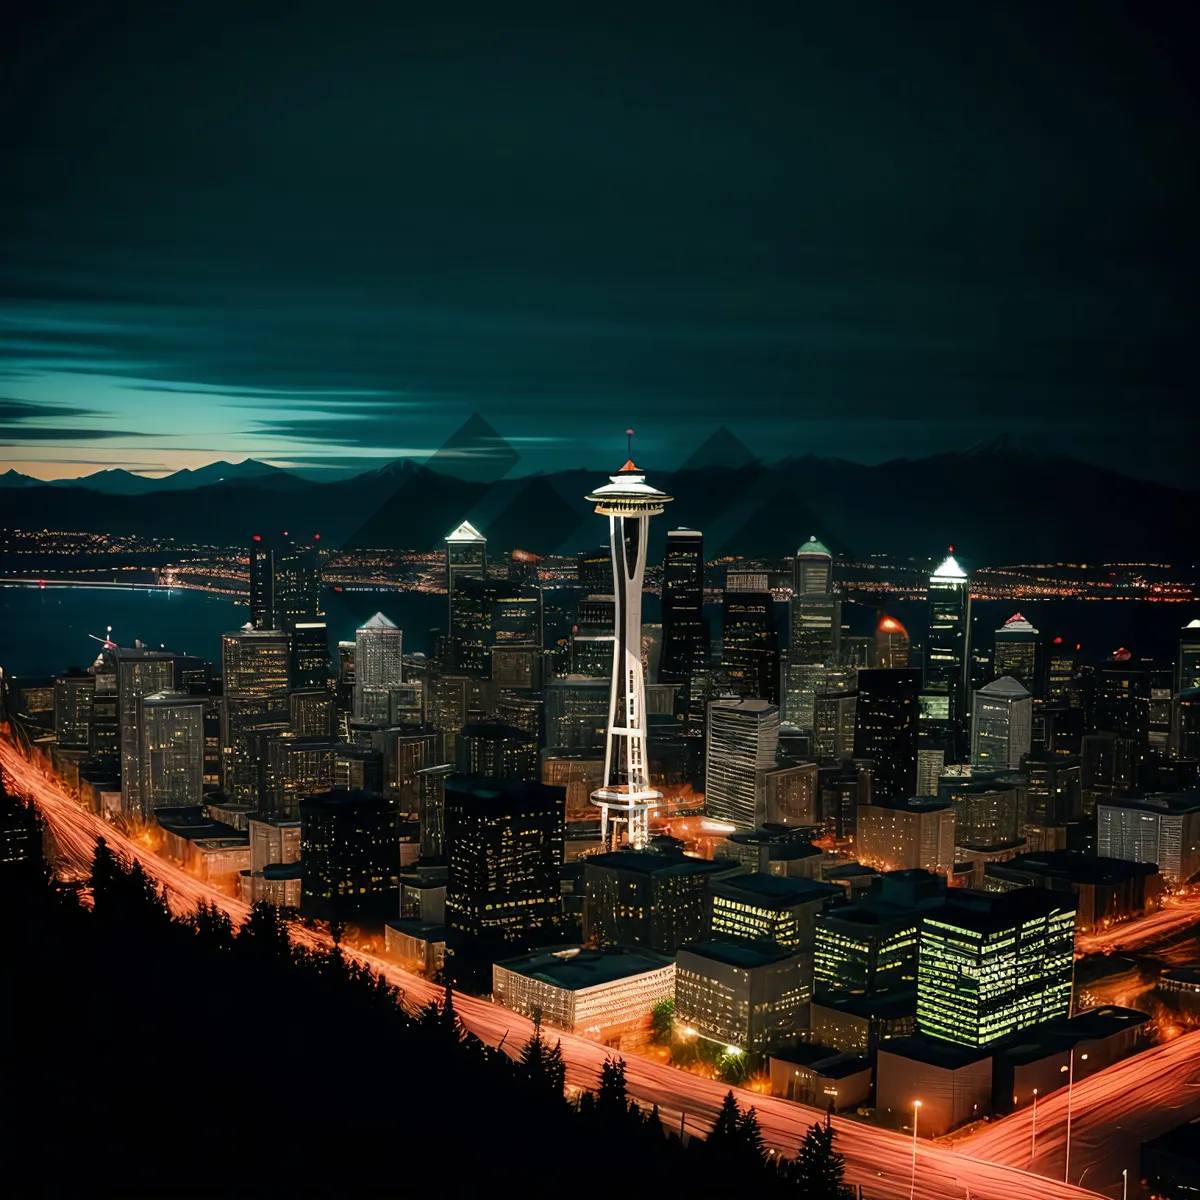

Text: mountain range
xmin=1 ymin=440 xmax=1195 ymax=564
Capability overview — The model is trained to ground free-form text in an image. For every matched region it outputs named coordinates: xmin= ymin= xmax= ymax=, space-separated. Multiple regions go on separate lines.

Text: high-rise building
xmin=710 ymin=874 xmax=837 ymax=950
xmin=1177 ymin=689 xmax=1200 ymax=759
xmin=970 ymin=676 xmax=1033 ymax=769
xmin=722 ymin=591 xmax=779 ymax=703
xmin=916 ymin=888 xmax=1075 ymax=1047
xmin=353 ymin=612 xmax=403 ymax=719
xmin=88 ymin=641 xmax=120 ymax=760
xmin=1096 ymin=793 xmax=1200 ymax=886
xmin=576 ymin=544 xmax=611 ymax=592
xmin=299 ymin=790 xmax=400 ymax=921
xmin=116 ymin=646 xmax=177 ymax=820
xmin=584 ymin=460 xmax=672 ymax=850
xmin=445 ymin=520 xmax=488 ymax=673
xmin=289 ymin=689 xmax=336 ymax=737
xmin=221 ymin=627 xmax=289 ymax=702
xmin=660 ymin=528 xmax=707 ymax=687
xmin=993 ymin=613 xmax=1040 ymax=693
xmin=813 ymin=686 xmax=857 ymax=762
xmin=248 ymin=533 xmax=327 ymax=687
xmin=705 ymin=698 xmax=780 ymax=830
xmin=454 ymin=721 xmax=538 ymax=782
xmin=138 ymin=691 xmax=205 ymax=813
xmin=262 ymin=733 xmax=337 ymax=818
xmin=858 ymin=802 xmax=955 ymax=876
xmin=54 ymin=673 xmax=95 ymax=749
xmin=583 ymin=850 xmax=724 ymax=954
xmin=925 ymin=551 xmax=971 ymax=738
xmin=763 ymin=761 xmax=820 ymax=827
xmin=1089 ymin=667 xmax=1151 ymax=745
xmin=1178 ymin=619 xmax=1200 ymax=694
xmin=1023 ymin=750 xmax=1082 ymax=826
xmin=444 ymin=777 xmax=564 ymax=958
xmin=874 ymin=616 xmax=909 ymax=670
xmin=784 ymin=538 xmax=840 ymax=728
xmin=854 ymin=669 xmax=920 ymax=802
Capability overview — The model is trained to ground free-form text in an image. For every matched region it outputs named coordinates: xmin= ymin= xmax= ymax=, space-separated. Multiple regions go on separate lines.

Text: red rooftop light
xmin=252 ymin=534 xmax=261 ymax=542
xmin=1053 ymin=636 xmax=1063 ymax=644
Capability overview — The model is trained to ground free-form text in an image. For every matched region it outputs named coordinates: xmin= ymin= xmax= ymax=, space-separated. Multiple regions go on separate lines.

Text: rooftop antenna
xmin=626 ymin=428 xmax=634 ymax=460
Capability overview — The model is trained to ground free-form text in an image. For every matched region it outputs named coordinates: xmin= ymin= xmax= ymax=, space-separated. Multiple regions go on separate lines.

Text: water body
xmin=0 ymin=583 xmax=1193 ymax=679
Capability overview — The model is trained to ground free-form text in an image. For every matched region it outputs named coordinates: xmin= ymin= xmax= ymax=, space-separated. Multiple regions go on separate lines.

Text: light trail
xmin=1 ymin=731 xmax=1109 ymax=1200
xmin=1076 ymin=888 xmax=1200 ymax=955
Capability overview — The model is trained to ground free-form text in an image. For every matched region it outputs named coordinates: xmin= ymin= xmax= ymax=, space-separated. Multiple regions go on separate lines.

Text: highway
xmin=0 ymin=732 xmax=1128 ymax=1200
xmin=1076 ymin=887 xmax=1200 ymax=956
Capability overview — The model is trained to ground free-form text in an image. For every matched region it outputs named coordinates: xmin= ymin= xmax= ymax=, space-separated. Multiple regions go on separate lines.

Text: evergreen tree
xmin=707 ymin=1089 xmax=743 ymax=1150
xmin=737 ymin=1105 xmax=766 ymax=1165
xmin=88 ymin=835 xmax=123 ymax=913
xmin=650 ymin=997 xmax=674 ymax=1044
xmin=789 ymin=1116 xmax=846 ymax=1198
xmin=544 ymin=1039 xmax=566 ymax=1099
xmin=597 ymin=1056 xmax=629 ymax=1119
xmin=237 ymin=901 xmax=293 ymax=961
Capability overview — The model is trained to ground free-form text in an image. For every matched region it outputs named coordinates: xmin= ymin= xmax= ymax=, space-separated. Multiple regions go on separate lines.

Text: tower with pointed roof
xmin=354 ymin=611 xmax=403 ymax=719
xmin=970 ymin=675 xmax=1033 ymax=768
xmin=993 ymin=612 xmax=1040 ymax=693
xmin=445 ymin=520 xmax=488 ymax=672
xmin=874 ymin=614 xmax=910 ymax=669
xmin=585 ymin=458 xmax=673 ymax=849
xmin=925 ymin=549 xmax=972 ymax=748
xmin=783 ymin=535 xmax=840 ymax=729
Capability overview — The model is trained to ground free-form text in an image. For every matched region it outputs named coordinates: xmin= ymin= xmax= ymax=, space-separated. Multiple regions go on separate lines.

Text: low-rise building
xmin=492 ymin=946 xmax=675 ymax=1044
xmin=384 ymin=918 xmax=446 ymax=976
xmin=768 ymin=1044 xmax=872 ymax=1110
xmin=876 ymin=1036 xmax=994 ymax=1137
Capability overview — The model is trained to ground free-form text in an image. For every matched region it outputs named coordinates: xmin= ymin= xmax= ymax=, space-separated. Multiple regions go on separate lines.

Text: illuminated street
xmin=1076 ymin=888 xmax=1200 ymax=956
xmin=0 ymin=731 xmax=1115 ymax=1200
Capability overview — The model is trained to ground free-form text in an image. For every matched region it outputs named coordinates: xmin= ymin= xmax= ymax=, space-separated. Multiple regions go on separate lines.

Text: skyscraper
xmin=1178 ymin=619 xmax=1200 ymax=694
xmin=784 ymin=537 xmax=840 ymax=728
xmin=445 ymin=520 xmax=487 ymax=672
xmin=924 ymin=551 xmax=971 ymax=738
xmin=249 ymin=533 xmax=327 ymax=687
xmin=722 ymin=590 xmax=779 ymax=702
xmin=585 ymin=459 xmax=672 ymax=850
xmin=116 ymin=646 xmax=177 ymax=820
xmin=54 ymin=672 xmax=95 ymax=749
xmin=705 ymin=697 xmax=780 ymax=830
xmin=222 ymin=626 xmax=290 ymax=702
xmin=659 ymin=528 xmax=707 ymax=685
xmin=138 ymin=691 xmax=206 ymax=813
xmin=993 ymin=612 xmax=1040 ymax=694
xmin=874 ymin=615 xmax=910 ymax=669
xmin=353 ymin=612 xmax=403 ymax=720
xmin=854 ymin=669 xmax=920 ymax=802
xmin=970 ymin=676 xmax=1033 ymax=768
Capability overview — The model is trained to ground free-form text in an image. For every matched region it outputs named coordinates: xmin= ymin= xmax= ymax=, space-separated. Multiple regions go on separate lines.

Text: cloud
xmin=0 ymin=393 xmax=162 ymax=441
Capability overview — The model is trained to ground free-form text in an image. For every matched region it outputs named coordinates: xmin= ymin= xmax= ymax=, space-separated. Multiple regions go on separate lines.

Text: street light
xmin=910 ymin=1101 xmax=922 ymax=1200
xmin=1064 ymin=1049 xmax=1088 ymax=1183
xmin=1031 ymin=1088 xmax=1038 ymax=1164
xmin=1122 ymin=1167 xmax=1128 ymax=1200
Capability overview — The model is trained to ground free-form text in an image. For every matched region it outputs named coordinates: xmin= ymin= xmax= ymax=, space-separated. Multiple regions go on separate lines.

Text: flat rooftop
xmin=495 ymin=946 xmax=674 ymax=989
xmin=678 ymin=938 xmax=798 ymax=969
xmin=713 ymin=873 xmax=842 ymax=907
xmin=879 ymin=1034 xmax=992 ymax=1070
xmin=586 ymin=850 xmax=725 ymax=878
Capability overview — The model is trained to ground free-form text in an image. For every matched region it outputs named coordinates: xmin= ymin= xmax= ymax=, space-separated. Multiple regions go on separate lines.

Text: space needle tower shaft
xmin=585 ymin=444 xmax=673 ymax=850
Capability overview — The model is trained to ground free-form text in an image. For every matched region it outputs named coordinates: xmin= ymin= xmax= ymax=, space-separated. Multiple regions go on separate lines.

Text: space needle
xmin=585 ymin=436 xmax=673 ymax=850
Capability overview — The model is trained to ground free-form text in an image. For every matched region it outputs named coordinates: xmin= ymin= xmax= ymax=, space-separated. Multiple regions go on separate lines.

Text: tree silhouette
xmin=789 ymin=1115 xmax=846 ymax=1197
xmin=738 ymin=1105 xmax=766 ymax=1164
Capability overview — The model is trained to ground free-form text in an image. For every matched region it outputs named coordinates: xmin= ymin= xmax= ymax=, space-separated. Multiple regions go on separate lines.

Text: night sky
xmin=2 ymin=1 xmax=1195 ymax=484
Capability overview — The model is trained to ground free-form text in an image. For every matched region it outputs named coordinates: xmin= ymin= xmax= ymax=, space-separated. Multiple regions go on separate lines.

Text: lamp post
xmin=1064 ymin=1049 xmax=1088 ymax=1183
xmin=910 ymin=1101 xmax=922 ymax=1200
xmin=1031 ymin=1088 xmax=1038 ymax=1164
xmin=1122 ymin=1167 xmax=1128 ymax=1200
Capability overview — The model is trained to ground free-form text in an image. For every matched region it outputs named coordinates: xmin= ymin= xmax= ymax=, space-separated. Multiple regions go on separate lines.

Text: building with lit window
xmin=492 ymin=946 xmax=675 ymax=1041
xmin=541 ymin=751 xmax=605 ymax=820
xmin=1096 ymin=792 xmax=1200 ymax=886
xmin=54 ymin=673 xmax=95 ymax=749
xmin=718 ymin=824 xmax=823 ymax=878
xmin=722 ymin=591 xmax=779 ymax=703
xmin=352 ymin=612 xmax=403 ymax=719
xmin=116 ymin=646 xmax=178 ymax=820
xmin=261 ymin=733 xmax=337 ymax=818
xmin=710 ymin=873 xmax=840 ymax=950
xmin=925 ymin=552 xmax=971 ymax=743
xmin=854 ymin=669 xmax=919 ymax=801
xmin=298 ymin=790 xmax=401 ymax=922
xmin=289 ymin=689 xmax=336 ymax=737
xmin=544 ymin=676 xmax=609 ymax=752
xmin=916 ymin=887 xmax=1075 ymax=1047
xmin=222 ymin=627 xmax=289 ymax=702
xmin=660 ymin=528 xmax=707 ymax=686
xmin=454 ymin=721 xmax=538 ymax=783
xmin=813 ymin=869 xmax=946 ymax=998
xmin=813 ymin=687 xmax=856 ymax=762
xmin=583 ymin=850 xmax=725 ymax=954
xmin=248 ymin=533 xmax=327 ymax=688
xmin=138 ymin=692 xmax=206 ymax=813
xmin=858 ymin=801 xmax=955 ymax=875
xmin=444 ymin=777 xmax=564 ymax=959
xmin=445 ymin=520 xmax=488 ymax=673
xmin=971 ymin=676 xmax=1032 ymax=769
xmin=705 ymin=698 xmax=779 ymax=830
xmin=764 ymin=760 xmax=820 ymax=826
xmin=874 ymin=615 xmax=909 ymax=670
xmin=675 ymin=939 xmax=810 ymax=1053
xmin=993 ymin=613 xmax=1040 ymax=693
xmin=247 ymin=813 xmax=301 ymax=872
xmin=783 ymin=537 xmax=840 ymax=728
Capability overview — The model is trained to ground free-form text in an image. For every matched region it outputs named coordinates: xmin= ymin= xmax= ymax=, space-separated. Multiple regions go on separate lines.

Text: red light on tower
xmin=252 ymin=534 xmax=262 ymax=542
xmin=1053 ymin=636 xmax=1063 ymax=644
xmin=314 ymin=533 xmax=320 ymax=541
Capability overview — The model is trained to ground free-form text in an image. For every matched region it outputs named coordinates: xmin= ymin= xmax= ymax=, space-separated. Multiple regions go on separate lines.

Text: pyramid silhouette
xmin=677 ymin=425 xmax=760 ymax=473
xmin=427 ymin=412 xmax=519 ymax=483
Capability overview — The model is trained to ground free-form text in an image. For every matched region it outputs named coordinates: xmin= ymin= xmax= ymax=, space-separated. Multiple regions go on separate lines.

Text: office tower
xmin=1179 ymin=619 xmax=1200 ymax=694
xmin=289 ymin=689 xmax=336 ymax=737
xmin=710 ymin=874 xmax=836 ymax=950
xmin=874 ymin=615 xmax=909 ymax=670
xmin=1090 ymin=666 xmax=1151 ymax=745
xmin=813 ymin=868 xmax=947 ymax=998
xmin=916 ymin=747 xmax=945 ymax=797
xmin=490 ymin=582 xmax=543 ymax=647
xmin=222 ymin=702 xmax=289 ymax=802
xmin=507 ymin=548 xmax=540 ymax=585
xmin=583 ymin=851 xmax=724 ymax=954
xmin=722 ymin=591 xmax=779 ymax=702
xmin=445 ymin=520 xmax=488 ymax=672
xmin=585 ymin=459 xmax=672 ymax=850
xmin=337 ymin=640 xmax=356 ymax=686
xmin=1096 ymin=793 xmax=1200 ymax=886
xmin=262 ymin=733 xmax=337 ymax=818
xmin=993 ymin=613 xmax=1040 ymax=692
xmin=1023 ymin=750 xmax=1082 ymax=825
xmin=542 ymin=676 xmax=606 ymax=751
xmin=54 ymin=672 xmax=95 ymax=749
xmin=970 ymin=676 xmax=1033 ymax=768
xmin=1150 ymin=668 xmax=1173 ymax=751
xmin=675 ymin=941 xmax=810 ymax=1053
xmin=784 ymin=537 xmax=840 ymax=728
xmin=249 ymin=533 xmax=327 ymax=687
xmin=764 ymin=761 xmax=820 ymax=827
xmin=858 ymin=802 xmax=956 ymax=875
xmin=444 ymin=777 xmax=564 ymax=958
xmin=222 ymin=627 xmax=289 ymax=702
xmin=948 ymin=783 xmax=1022 ymax=850
xmin=352 ymin=612 xmax=404 ymax=719
xmin=116 ymin=646 xmax=177 ymax=820
xmin=917 ymin=889 xmax=1075 ymax=1047
xmin=137 ymin=691 xmax=205 ymax=813
xmin=925 ymin=551 xmax=971 ymax=737
xmin=454 ymin=721 xmax=538 ymax=782
xmin=417 ymin=762 xmax=453 ymax=857
xmin=1081 ymin=732 xmax=1138 ymax=810
xmin=577 ymin=544 xmax=611 ymax=592
xmin=854 ymin=669 xmax=920 ymax=802
xmin=705 ymin=698 xmax=780 ymax=830
xmin=1178 ymin=689 xmax=1200 ymax=759
xmin=570 ymin=595 xmax=616 ymax=678
xmin=369 ymin=727 xmax=441 ymax=811
xmin=1047 ymin=639 xmax=1083 ymax=707
xmin=660 ymin=528 xmax=706 ymax=683
xmin=299 ymin=790 xmax=400 ymax=921
xmin=813 ymin=686 xmax=857 ymax=761
xmin=88 ymin=642 xmax=120 ymax=760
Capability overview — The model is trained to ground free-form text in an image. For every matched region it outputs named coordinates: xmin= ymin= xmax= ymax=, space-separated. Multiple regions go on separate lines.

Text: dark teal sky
xmin=1 ymin=0 xmax=1195 ymax=484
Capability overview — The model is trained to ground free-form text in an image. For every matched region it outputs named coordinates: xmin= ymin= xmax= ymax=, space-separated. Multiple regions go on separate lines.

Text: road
xmin=0 ymin=732 xmax=1112 ymax=1200
xmin=1076 ymin=887 xmax=1200 ymax=956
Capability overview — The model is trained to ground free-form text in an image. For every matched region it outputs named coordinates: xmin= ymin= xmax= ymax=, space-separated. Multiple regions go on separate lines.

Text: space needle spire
xmin=585 ymin=438 xmax=673 ymax=850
